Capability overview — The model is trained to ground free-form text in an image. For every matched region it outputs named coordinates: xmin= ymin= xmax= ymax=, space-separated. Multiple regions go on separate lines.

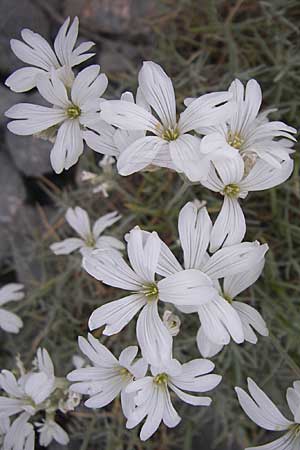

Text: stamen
xmin=119 ymin=367 xmax=131 ymax=381
xmin=85 ymin=234 xmax=96 ymax=247
xmin=289 ymin=423 xmax=300 ymax=436
xmin=227 ymin=131 xmax=244 ymax=150
xmin=67 ymin=105 xmax=81 ymax=119
xmin=141 ymin=283 xmax=159 ymax=300
xmin=223 ymin=293 xmax=233 ymax=304
xmin=153 ymin=373 xmax=168 ymax=385
xmin=162 ymin=127 xmax=180 ymax=142
xmin=223 ymin=184 xmax=240 ymax=198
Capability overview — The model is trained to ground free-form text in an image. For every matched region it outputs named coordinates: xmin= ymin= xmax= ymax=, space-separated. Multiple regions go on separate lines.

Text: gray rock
xmin=0 ymin=152 xmax=26 ymax=263
xmin=64 ymin=0 xmax=156 ymax=35
xmin=10 ymin=205 xmax=57 ymax=285
xmin=99 ymin=41 xmax=142 ymax=74
xmin=5 ymin=91 xmax=53 ymax=176
xmin=0 ymin=86 xmax=26 ymax=128
xmin=6 ymin=131 xmax=53 ymax=176
xmin=0 ymin=0 xmax=50 ymax=74
xmin=0 ymin=152 xmax=26 ymax=226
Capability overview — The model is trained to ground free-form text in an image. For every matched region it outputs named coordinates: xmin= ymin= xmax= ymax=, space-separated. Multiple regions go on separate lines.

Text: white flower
xmin=126 ymin=357 xmax=221 ymax=441
xmin=0 ymin=350 xmax=55 ymax=420
xmin=235 ymin=378 xmax=300 ymax=449
xmin=3 ymin=413 xmax=35 ymax=450
xmin=84 ymin=90 xmax=148 ymax=161
xmin=153 ymin=202 xmax=268 ymax=353
xmin=0 ymin=283 xmax=24 ymax=334
xmin=5 ymin=65 xmax=108 ymax=173
xmin=36 ymin=419 xmax=70 ymax=447
xmin=197 ymin=257 xmax=269 ymax=358
xmin=50 ymin=207 xmax=124 ymax=257
xmin=83 ymin=227 xmax=219 ymax=365
xmin=199 ymin=78 xmax=296 ymax=169
xmin=67 ymin=334 xmax=147 ymax=418
xmin=201 ymin=156 xmax=294 ymax=251
xmin=163 ymin=310 xmax=181 ymax=336
xmin=100 ymin=61 xmax=233 ymax=181
xmin=5 ymin=16 xmax=95 ymax=93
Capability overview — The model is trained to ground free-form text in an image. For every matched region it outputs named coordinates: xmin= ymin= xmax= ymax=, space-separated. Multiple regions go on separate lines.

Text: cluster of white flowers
xmin=0 ymin=349 xmax=79 ymax=449
xmin=3 ymin=16 xmax=298 ymax=449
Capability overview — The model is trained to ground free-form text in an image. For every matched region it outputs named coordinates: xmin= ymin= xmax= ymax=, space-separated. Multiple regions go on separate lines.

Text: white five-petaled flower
xmin=67 ymin=334 xmax=147 ymax=418
xmin=0 ymin=283 xmax=24 ymax=334
xmin=83 ymin=227 xmax=219 ymax=366
xmin=125 ymin=357 xmax=221 ymax=441
xmin=198 ymin=78 xmax=297 ymax=169
xmin=201 ymin=156 xmax=294 ymax=251
xmin=35 ymin=419 xmax=70 ymax=447
xmin=152 ymin=201 xmax=268 ymax=353
xmin=5 ymin=65 xmax=108 ymax=173
xmin=50 ymin=206 xmax=124 ymax=257
xmin=5 ymin=16 xmax=95 ymax=93
xmin=235 ymin=378 xmax=300 ymax=450
xmin=0 ymin=348 xmax=55 ymax=420
xmin=100 ymin=61 xmax=233 ymax=181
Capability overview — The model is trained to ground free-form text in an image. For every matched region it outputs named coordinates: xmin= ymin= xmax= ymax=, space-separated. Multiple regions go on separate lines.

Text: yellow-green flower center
xmin=227 ymin=131 xmax=244 ymax=150
xmin=290 ymin=423 xmax=300 ymax=436
xmin=119 ymin=367 xmax=131 ymax=381
xmin=142 ymin=283 xmax=159 ymax=300
xmin=85 ymin=234 xmax=96 ymax=247
xmin=162 ymin=127 xmax=180 ymax=142
xmin=223 ymin=184 xmax=240 ymax=198
xmin=153 ymin=373 xmax=168 ymax=385
xmin=67 ymin=105 xmax=81 ymax=119
xmin=223 ymin=293 xmax=233 ymax=304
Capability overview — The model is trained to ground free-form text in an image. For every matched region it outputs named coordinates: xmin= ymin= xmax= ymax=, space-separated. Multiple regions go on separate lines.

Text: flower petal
xmin=136 ymin=302 xmax=172 ymax=366
xmin=235 ymin=378 xmax=292 ymax=431
xmin=89 ymin=294 xmax=146 ymax=334
xmin=83 ymin=249 xmax=144 ymax=290
xmin=117 ymin=136 xmax=164 ymax=176
xmin=158 ymin=269 xmax=217 ymax=307
xmin=138 ymin=61 xmax=177 ymax=129
xmin=209 ymin=197 xmax=246 ymax=252
xmin=178 ymin=202 xmax=212 ymax=270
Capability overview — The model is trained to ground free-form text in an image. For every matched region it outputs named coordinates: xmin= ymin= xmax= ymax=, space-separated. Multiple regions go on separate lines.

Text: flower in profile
xmin=100 ymin=61 xmax=233 ymax=181
xmin=6 ymin=65 xmax=108 ymax=173
xmin=36 ymin=419 xmax=69 ymax=447
xmin=154 ymin=201 xmax=268 ymax=354
xmin=199 ymin=78 xmax=296 ymax=169
xmin=125 ymin=357 xmax=221 ymax=441
xmin=201 ymin=156 xmax=294 ymax=251
xmin=5 ymin=17 xmax=95 ymax=92
xmin=50 ymin=207 xmax=124 ymax=257
xmin=3 ymin=414 xmax=35 ymax=450
xmin=235 ymin=378 xmax=300 ymax=449
xmin=67 ymin=334 xmax=147 ymax=418
xmin=0 ymin=283 xmax=24 ymax=334
xmin=197 ymin=257 xmax=268 ymax=358
xmin=83 ymin=227 xmax=218 ymax=365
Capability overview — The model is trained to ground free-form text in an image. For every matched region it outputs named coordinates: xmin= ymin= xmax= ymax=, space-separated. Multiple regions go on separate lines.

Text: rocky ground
xmin=0 ymin=0 xmax=157 ymax=283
